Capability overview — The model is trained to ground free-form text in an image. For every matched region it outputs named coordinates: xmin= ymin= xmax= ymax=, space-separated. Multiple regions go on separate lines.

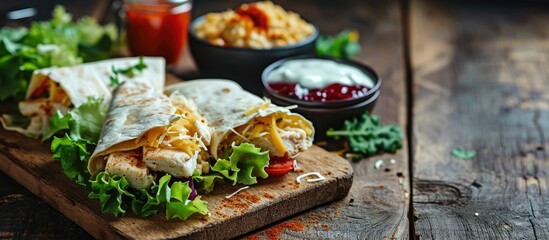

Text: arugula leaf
xmin=316 ymin=30 xmax=361 ymax=59
xmin=211 ymin=143 xmax=269 ymax=185
xmin=327 ymin=112 xmax=402 ymax=158
xmin=452 ymin=148 xmax=476 ymax=160
xmin=109 ymin=56 xmax=147 ymax=86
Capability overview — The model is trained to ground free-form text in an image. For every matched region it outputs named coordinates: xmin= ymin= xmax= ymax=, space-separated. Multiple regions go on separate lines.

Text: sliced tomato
xmin=265 ymin=154 xmax=294 ymax=177
xmin=31 ymin=79 xmax=50 ymax=98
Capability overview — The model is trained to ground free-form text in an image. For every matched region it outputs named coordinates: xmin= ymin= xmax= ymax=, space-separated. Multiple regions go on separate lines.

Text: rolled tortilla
xmin=89 ymin=81 xmax=211 ymax=189
xmin=1 ymin=57 xmax=165 ymax=138
xmin=165 ymin=79 xmax=314 ymax=160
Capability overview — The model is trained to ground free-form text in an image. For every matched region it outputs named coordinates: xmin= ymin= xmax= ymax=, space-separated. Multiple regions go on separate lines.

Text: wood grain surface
xmin=0 ymin=124 xmax=352 ymax=239
xmin=410 ymin=0 xmax=549 ymax=239
xmin=0 ymin=0 xmax=412 ymax=239
xmin=235 ymin=0 xmax=411 ymax=239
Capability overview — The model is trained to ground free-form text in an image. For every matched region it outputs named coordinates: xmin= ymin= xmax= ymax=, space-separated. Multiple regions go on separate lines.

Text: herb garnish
xmin=109 ymin=56 xmax=147 ymax=86
xmin=451 ymin=148 xmax=476 ymax=160
xmin=326 ymin=113 xmax=402 ymax=159
xmin=316 ymin=30 xmax=361 ymax=59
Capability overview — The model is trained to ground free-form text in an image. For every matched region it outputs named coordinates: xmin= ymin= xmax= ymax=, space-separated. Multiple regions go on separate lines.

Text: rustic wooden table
xmin=1 ymin=0 xmax=548 ymax=239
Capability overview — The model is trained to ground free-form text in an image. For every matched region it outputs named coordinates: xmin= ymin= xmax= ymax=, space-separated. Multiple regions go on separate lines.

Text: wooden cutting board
xmin=0 ymin=121 xmax=352 ymax=239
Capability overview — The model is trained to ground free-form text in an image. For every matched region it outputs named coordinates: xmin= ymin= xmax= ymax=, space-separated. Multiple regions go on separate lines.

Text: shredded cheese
xmin=296 ymin=172 xmax=326 ymax=183
xmin=270 ymin=115 xmax=287 ymax=155
xmin=244 ymin=101 xmax=270 ymax=116
xmin=284 ymin=105 xmax=298 ymax=110
xmin=142 ymin=97 xmax=209 ymax=156
xmin=225 ymin=186 xmax=250 ymax=199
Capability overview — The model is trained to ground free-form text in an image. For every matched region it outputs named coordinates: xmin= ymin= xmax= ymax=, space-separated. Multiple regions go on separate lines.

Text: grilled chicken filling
xmin=105 ymin=93 xmax=211 ymax=190
xmin=105 ymin=150 xmax=155 ymax=189
xmin=221 ymin=113 xmax=313 ymax=158
xmin=18 ymin=79 xmax=72 ymax=134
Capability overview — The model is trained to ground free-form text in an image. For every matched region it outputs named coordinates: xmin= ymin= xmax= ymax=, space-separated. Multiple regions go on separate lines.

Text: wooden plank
xmin=0 ymin=0 xmax=411 ymax=238
xmin=239 ymin=0 xmax=410 ymax=239
xmin=0 ymin=118 xmax=352 ymax=239
xmin=410 ymin=0 xmax=549 ymax=239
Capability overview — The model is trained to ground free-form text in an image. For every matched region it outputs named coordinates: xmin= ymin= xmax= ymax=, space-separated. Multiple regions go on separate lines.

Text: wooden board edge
xmin=0 ymin=150 xmax=122 ymax=240
xmin=185 ymin=162 xmax=354 ymax=240
xmin=0 ymin=144 xmax=353 ymax=240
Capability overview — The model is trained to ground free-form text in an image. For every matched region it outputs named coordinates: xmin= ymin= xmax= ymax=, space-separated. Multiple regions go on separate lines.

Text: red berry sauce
xmin=268 ymin=82 xmax=369 ymax=102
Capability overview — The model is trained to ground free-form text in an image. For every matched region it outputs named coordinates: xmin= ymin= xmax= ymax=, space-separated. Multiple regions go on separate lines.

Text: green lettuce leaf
xmin=51 ymin=134 xmax=92 ymax=187
xmin=89 ymin=172 xmax=134 ymax=217
xmin=43 ymin=97 xmax=107 ymax=142
xmin=192 ymin=170 xmax=224 ymax=194
xmin=43 ymin=111 xmax=70 ymax=140
xmin=91 ymin=173 xmax=209 ymax=219
xmin=166 ymin=180 xmax=209 ymax=220
xmin=131 ymin=188 xmax=160 ymax=217
xmin=77 ymin=17 xmax=117 ymax=62
xmin=48 ymin=97 xmax=106 ymax=186
xmin=67 ymin=97 xmax=107 ymax=143
xmin=211 ymin=143 xmax=269 ymax=185
xmin=0 ymin=5 xmax=118 ymax=101
xmin=0 ymin=27 xmax=27 ymax=42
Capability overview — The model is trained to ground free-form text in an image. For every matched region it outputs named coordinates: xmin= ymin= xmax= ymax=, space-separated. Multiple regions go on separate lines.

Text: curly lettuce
xmin=49 ymin=97 xmax=106 ymax=186
xmin=51 ymin=134 xmax=92 ymax=187
xmin=211 ymin=143 xmax=269 ymax=185
xmin=192 ymin=170 xmax=224 ymax=194
xmin=89 ymin=173 xmax=209 ymax=219
xmin=43 ymin=97 xmax=107 ymax=142
xmin=0 ymin=5 xmax=118 ymax=101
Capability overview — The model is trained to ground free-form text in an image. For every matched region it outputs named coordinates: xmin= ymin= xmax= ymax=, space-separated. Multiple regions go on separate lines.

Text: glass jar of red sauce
xmin=124 ymin=0 xmax=191 ymax=65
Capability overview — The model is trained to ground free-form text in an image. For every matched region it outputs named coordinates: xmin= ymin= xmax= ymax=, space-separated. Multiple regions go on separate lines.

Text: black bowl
xmin=189 ymin=15 xmax=319 ymax=95
xmin=262 ymin=56 xmax=382 ymax=140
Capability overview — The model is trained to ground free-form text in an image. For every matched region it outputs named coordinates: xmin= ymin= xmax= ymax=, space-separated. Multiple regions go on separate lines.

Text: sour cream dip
xmin=267 ymin=59 xmax=375 ymax=89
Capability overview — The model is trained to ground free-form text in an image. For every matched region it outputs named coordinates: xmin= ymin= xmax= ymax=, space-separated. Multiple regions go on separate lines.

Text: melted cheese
xmin=142 ymin=101 xmax=206 ymax=156
xmin=222 ymin=112 xmax=313 ymax=157
xmin=244 ymin=101 xmax=270 ymax=116
xmin=270 ymin=115 xmax=287 ymax=155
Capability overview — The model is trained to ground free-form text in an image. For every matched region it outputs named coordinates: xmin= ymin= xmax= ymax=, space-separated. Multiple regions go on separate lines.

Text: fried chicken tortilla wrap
xmin=1 ymin=57 xmax=165 ymax=138
xmin=165 ymin=79 xmax=314 ymax=162
xmin=88 ymin=81 xmax=211 ymax=189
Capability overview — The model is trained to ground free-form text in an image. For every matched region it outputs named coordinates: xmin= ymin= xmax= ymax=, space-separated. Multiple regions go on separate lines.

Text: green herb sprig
xmin=109 ymin=56 xmax=147 ymax=86
xmin=452 ymin=148 xmax=476 ymax=160
xmin=316 ymin=30 xmax=361 ymax=59
xmin=327 ymin=113 xmax=402 ymax=159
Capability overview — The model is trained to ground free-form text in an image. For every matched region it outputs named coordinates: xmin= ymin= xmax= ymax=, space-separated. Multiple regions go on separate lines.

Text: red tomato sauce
xmin=126 ymin=2 xmax=191 ymax=65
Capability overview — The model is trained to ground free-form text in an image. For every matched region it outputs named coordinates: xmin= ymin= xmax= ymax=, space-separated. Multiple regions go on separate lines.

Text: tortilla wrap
xmin=165 ymin=79 xmax=314 ymax=159
xmin=89 ymin=81 xmax=211 ymax=188
xmin=1 ymin=57 xmax=165 ymax=138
